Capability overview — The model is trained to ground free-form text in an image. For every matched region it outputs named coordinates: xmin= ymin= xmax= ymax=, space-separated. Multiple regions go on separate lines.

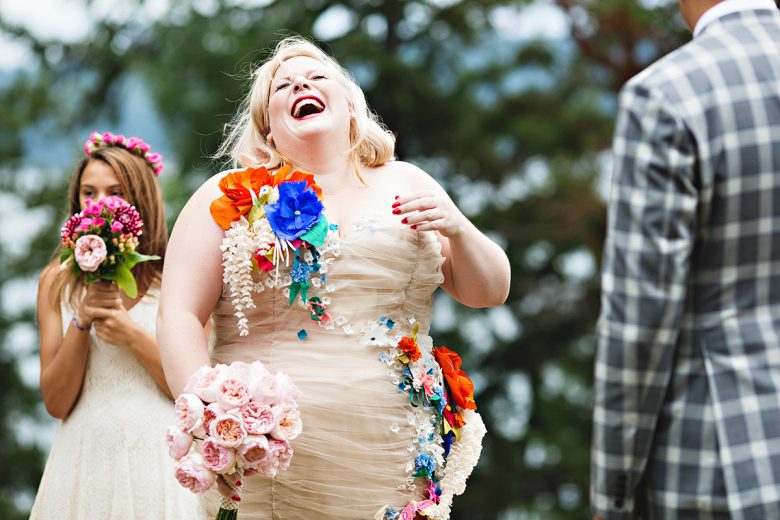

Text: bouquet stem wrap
xmin=216 ymin=467 xmax=244 ymax=520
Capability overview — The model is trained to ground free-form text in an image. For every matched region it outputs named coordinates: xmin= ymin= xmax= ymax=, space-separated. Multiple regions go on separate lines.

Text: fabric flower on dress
xmin=212 ymin=164 xmax=339 ymax=335
xmin=432 ymin=346 xmax=477 ymax=411
xmin=264 ymin=181 xmax=324 ymax=241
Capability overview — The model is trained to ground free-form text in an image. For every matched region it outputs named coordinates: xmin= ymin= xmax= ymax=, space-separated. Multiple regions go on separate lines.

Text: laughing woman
xmin=158 ymin=37 xmax=510 ymax=519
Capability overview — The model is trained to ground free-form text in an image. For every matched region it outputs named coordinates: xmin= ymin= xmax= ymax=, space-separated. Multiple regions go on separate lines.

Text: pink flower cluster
xmin=60 ymin=196 xmax=147 ymax=275
xmin=84 ymin=130 xmax=163 ymax=176
xmin=168 ymin=361 xmax=302 ymax=496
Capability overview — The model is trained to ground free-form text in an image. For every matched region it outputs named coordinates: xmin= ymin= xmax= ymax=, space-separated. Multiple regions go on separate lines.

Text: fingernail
xmin=411 ymin=225 xmax=417 ymax=230
xmin=394 ymin=195 xmax=399 ymax=200
xmin=232 ymin=495 xmax=241 ymax=502
xmin=401 ymin=217 xmax=409 ymax=224
xmin=392 ymin=202 xmax=400 ymax=208
xmin=235 ymin=480 xmax=242 ymax=486
xmin=392 ymin=209 xmax=401 ymax=215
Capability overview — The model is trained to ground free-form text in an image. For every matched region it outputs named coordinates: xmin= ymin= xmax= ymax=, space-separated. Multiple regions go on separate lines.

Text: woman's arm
xmin=37 ymin=266 xmax=117 ymax=418
xmin=392 ymin=163 xmax=511 ymax=308
xmin=157 ymin=175 xmax=226 ymax=396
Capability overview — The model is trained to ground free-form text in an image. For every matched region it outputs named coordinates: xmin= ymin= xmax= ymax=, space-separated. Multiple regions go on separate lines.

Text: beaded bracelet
xmin=71 ymin=316 xmax=89 ymax=332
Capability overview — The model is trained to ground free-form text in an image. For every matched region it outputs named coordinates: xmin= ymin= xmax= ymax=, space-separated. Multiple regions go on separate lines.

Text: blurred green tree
xmin=0 ymin=0 xmax=688 ymax=517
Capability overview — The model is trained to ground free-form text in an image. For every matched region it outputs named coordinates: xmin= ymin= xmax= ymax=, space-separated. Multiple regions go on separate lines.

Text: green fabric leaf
xmin=299 ymin=215 xmax=329 ymax=247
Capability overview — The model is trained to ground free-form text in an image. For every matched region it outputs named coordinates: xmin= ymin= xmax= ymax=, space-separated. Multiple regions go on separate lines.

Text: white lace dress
xmin=29 ymin=287 xmax=198 ymax=518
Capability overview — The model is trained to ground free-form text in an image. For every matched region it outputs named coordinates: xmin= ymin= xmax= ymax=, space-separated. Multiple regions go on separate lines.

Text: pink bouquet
xmin=168 ymin=360 xmax=302 ymax=520
xmin=59 ymin=195 xmax=159 ymax=298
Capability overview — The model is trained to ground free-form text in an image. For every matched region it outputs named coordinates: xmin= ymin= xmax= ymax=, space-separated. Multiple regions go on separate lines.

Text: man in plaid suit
xmin=591 ymin=1 xmax=780 ymax=518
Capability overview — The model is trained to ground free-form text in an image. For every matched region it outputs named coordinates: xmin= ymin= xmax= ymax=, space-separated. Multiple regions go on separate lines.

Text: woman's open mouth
xmin=291 ymin=96 xmax=325 ymax=119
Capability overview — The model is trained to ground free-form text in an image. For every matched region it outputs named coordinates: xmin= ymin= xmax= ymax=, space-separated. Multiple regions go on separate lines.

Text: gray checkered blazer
xmin=592 ymin=8 xmax=780 ymax=520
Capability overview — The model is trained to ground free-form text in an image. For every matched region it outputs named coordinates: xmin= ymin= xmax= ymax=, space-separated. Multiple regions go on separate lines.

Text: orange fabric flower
xmin=433 ymin=346 xmax=477 ymax=411
xmin=397 ymin=336 xmax=421 ymax=362
xmin=210 ymin=167 xmax=273 ymax=229
xmin=210 ymin=165 xmax=324 ymax=230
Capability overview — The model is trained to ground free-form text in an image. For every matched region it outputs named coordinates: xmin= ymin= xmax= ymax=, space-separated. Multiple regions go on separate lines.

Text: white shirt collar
xmin=694 ymin=0 xmax=777 ymax=37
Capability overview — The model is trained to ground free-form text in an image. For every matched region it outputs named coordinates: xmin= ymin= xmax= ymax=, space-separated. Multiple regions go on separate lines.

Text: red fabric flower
xmin=397 ymin=336 xmax=421 ymax=362
xmin=433 ymin=346 xmax=477 ymax=411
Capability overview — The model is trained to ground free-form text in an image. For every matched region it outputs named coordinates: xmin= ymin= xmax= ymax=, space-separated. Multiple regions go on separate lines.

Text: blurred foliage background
xmin=0 ymin=0 xmax=692 ymax=518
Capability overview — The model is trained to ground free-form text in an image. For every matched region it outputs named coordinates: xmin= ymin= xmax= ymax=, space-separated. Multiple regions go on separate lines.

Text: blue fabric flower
xmin=415 ymin=453 xmax=436 ymax=475
xmin=384 ymin=508 xmax=399 ymax=520
xmin=291 ymin=258 xmax=312 ymax=283
xmin=265 ymin=181 xmax=324 ymax=241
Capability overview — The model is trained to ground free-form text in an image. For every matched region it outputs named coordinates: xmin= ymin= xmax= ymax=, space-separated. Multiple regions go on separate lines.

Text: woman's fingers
xmin=216 ymin=474 xmax=242 ymax=501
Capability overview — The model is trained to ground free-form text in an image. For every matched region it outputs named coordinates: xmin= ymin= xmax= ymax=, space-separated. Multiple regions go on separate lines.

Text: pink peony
xmin=201 ymin=437 xmax=237 ymax=474
xmin=74 ymin=234 xmax=107 ymax=272
xmin=174 ymin=393 xmax=204 ymax=433
xmin=241 ymin=401 xmax=276 ymax=435
xmin=259 ymin=438 xmax=294 ymax=478
xmin=114 ymin=134 xmax=126 ymax=144
xmin=184 ymin=365 xmax=225 ymax=403
xmin=110 ymin=220 xmax=124 ymax=233
xmin=217 ymin=378 xmax=252 ymax=411
xmin=165 ymin=425 xmax=193 ymax=461
xmin=252 ymin=371 xmax=301 ymax=407
xmin=271 ymin=403 xmax=302 ymax=441
xmin=237 ymin=435 xmax=270 ymax=469
xmin=102 ymin=131 xmax=115 ymax=143
xmin=139 ymin=142 xmax=151 ymax=153
xmin=210 ymin=414 xmax=247 ymax=447
xmin=174 ymin=453 xmax=215 ymax=494
xmin=202 ymin=402 xmax=222 ymax=434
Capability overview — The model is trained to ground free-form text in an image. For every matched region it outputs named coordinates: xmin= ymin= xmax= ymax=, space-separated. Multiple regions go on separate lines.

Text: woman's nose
xmin=292 ymin=75 xmax=310 ymax=92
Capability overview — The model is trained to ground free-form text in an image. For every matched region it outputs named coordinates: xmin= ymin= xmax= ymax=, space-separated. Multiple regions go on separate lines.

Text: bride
xmin=158 ymin=36 xmax=510 ymax=519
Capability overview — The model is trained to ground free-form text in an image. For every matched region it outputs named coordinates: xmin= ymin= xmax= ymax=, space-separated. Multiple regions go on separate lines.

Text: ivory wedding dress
xmin=30 ymin=287 xmax=198 ymax=518
xmin=201 ymin=214 xmax=485 ymax=520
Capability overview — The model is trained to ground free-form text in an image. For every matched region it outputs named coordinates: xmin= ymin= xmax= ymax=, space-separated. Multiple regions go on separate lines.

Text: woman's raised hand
xmin=392 ymin=190 xmax=468 ymax=238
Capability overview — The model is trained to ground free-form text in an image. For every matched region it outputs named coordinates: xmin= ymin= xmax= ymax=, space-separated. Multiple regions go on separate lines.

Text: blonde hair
xmin=216 ymin=36 xmax=395 ymax=173
xmin=52 ymin=147 xmax=167 ymax=309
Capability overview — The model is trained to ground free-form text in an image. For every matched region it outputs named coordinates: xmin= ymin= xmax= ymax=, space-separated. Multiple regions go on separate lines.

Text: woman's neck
xmin=290 ymin=151 xmax=357 ymax=195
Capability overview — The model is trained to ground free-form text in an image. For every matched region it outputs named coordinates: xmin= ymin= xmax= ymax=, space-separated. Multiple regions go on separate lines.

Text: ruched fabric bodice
xmin=205 ymin=213 xmax=448 ymax=519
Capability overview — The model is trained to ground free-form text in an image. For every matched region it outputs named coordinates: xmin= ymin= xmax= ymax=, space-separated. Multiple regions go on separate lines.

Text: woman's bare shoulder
xmin=365 ymin=160 xmax=441 ymax=188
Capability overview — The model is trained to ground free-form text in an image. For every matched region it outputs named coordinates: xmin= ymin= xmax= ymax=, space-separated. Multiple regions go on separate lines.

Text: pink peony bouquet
xmin=59 ymin=195 xmax=159 ymax=298
xmin=168 ymin=360 xmax=302 ymax=520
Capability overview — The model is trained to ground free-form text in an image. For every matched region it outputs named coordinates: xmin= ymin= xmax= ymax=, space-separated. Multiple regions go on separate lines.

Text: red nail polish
xmin=233 ymin=495 xmax=241 ymax=502
xmin=392 ymin=209 xmax=401 ymax=215
xmin=235 ymin=481 xmax=242 ymax=487
xmin=394 ymin=195 xmax=399 ymax=200
xmin=401 ymin=217 xmax=408 ymax=224
xmin=392 ymin=202 xmax=400 ymax=208
xmin=411 ymin=225 xmax=417 ymax=230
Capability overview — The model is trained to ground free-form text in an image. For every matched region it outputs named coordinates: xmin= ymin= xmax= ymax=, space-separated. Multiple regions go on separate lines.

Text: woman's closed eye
xmin=274 ymin=82 xmax=290 ymax=92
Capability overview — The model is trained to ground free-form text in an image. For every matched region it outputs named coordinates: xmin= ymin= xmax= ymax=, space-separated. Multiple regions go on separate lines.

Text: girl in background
xmin=30 ymin=132 xmax=198 ymax=518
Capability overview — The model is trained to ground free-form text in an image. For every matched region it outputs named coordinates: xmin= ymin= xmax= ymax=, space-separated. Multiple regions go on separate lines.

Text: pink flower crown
xmin=84 ymin=131 xmax=163 ymax=176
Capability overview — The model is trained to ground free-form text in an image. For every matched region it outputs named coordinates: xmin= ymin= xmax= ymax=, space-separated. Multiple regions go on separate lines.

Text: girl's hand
xmin=392 ymin=191 xmax=469 ymax=238
xmin=81 ymin=282 xmax=140 ymax=347
xmin=76 ymin=281 xmax=122 ymax=328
